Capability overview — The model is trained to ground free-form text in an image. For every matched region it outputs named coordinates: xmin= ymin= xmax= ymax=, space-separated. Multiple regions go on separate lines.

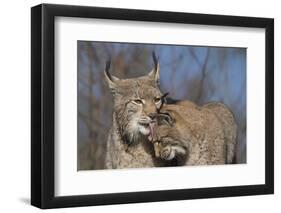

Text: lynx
xmin=150 ymin=101 xmax=237 ymax=166
xmin=104 ymin=53 xmax=166 ymax=169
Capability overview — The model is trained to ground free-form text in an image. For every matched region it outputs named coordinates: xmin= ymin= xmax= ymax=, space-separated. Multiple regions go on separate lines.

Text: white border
xmin=55 ymin=17 xmax=265 ymax=196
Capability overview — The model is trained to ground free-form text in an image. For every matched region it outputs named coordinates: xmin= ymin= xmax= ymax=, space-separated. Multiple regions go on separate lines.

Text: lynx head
xmin=150 ymin=110 xmax=187 ymax=162
xmin=104 ymin=53 xmax=165 ymax=145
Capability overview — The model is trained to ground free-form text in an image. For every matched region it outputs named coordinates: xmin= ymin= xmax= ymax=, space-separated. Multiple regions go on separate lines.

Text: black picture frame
xmin=31 ymin=3 xmax=274 ymax=209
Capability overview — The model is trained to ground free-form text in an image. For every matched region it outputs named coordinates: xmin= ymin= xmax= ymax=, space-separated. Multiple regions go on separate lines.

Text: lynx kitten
xmin=150 ymin=101 xmax=237 ymax=166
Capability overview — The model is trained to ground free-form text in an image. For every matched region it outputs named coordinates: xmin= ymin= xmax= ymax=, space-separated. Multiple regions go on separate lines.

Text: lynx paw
xmin=160 ymin=146 xmax=175 ymax=160
xmin=160 ymin=145 xmax=186 ymax=161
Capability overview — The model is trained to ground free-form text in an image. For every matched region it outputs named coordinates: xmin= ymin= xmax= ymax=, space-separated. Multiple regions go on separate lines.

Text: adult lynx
xmin=104 ymin=54 xmax=165 ymax=169
xmin=151 ymin=101 xmax=237 ymax=166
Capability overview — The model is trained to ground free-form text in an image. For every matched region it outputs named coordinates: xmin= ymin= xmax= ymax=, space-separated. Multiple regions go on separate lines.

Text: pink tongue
xmin=148 ymin=122 xmax=155 ymax=142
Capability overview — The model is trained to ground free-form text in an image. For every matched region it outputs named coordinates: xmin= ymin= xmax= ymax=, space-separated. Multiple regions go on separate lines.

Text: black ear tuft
xmin=152 ymin=51 xmax=159 ymax=71
xmin=161 ymin=92 xmax=169 ymax=103
xmin=105 ymin=58 xmax=111 ymax=79
xmin=105 ymin=59 xmax=111 ymax=71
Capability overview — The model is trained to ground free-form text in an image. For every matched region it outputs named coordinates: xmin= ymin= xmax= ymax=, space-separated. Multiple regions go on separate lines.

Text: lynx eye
xmin=154 ymin=97 xmax=161 ymax=104
xmin=132 ymin=99 xmax=143 ymax=105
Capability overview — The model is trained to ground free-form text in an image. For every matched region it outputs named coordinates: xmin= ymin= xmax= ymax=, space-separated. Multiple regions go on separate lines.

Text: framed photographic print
xmin=31 ymin=3 xmax=274 ymax=209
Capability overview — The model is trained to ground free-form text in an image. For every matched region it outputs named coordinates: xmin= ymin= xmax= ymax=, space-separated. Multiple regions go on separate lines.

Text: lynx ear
xmin=148 ymin=51 xmax=160 ymax=85
xmin=104 ymin=59 xmax=120 ymax=93
xmin=157 ymin=112 xmax=174 ymax=126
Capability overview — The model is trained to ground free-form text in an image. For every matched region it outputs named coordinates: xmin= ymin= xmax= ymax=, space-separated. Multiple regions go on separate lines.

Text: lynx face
xmin=151 ymin=111 xmax=188 ymax=163
xmin=104 ymin=55 xmax=164 ymax=145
